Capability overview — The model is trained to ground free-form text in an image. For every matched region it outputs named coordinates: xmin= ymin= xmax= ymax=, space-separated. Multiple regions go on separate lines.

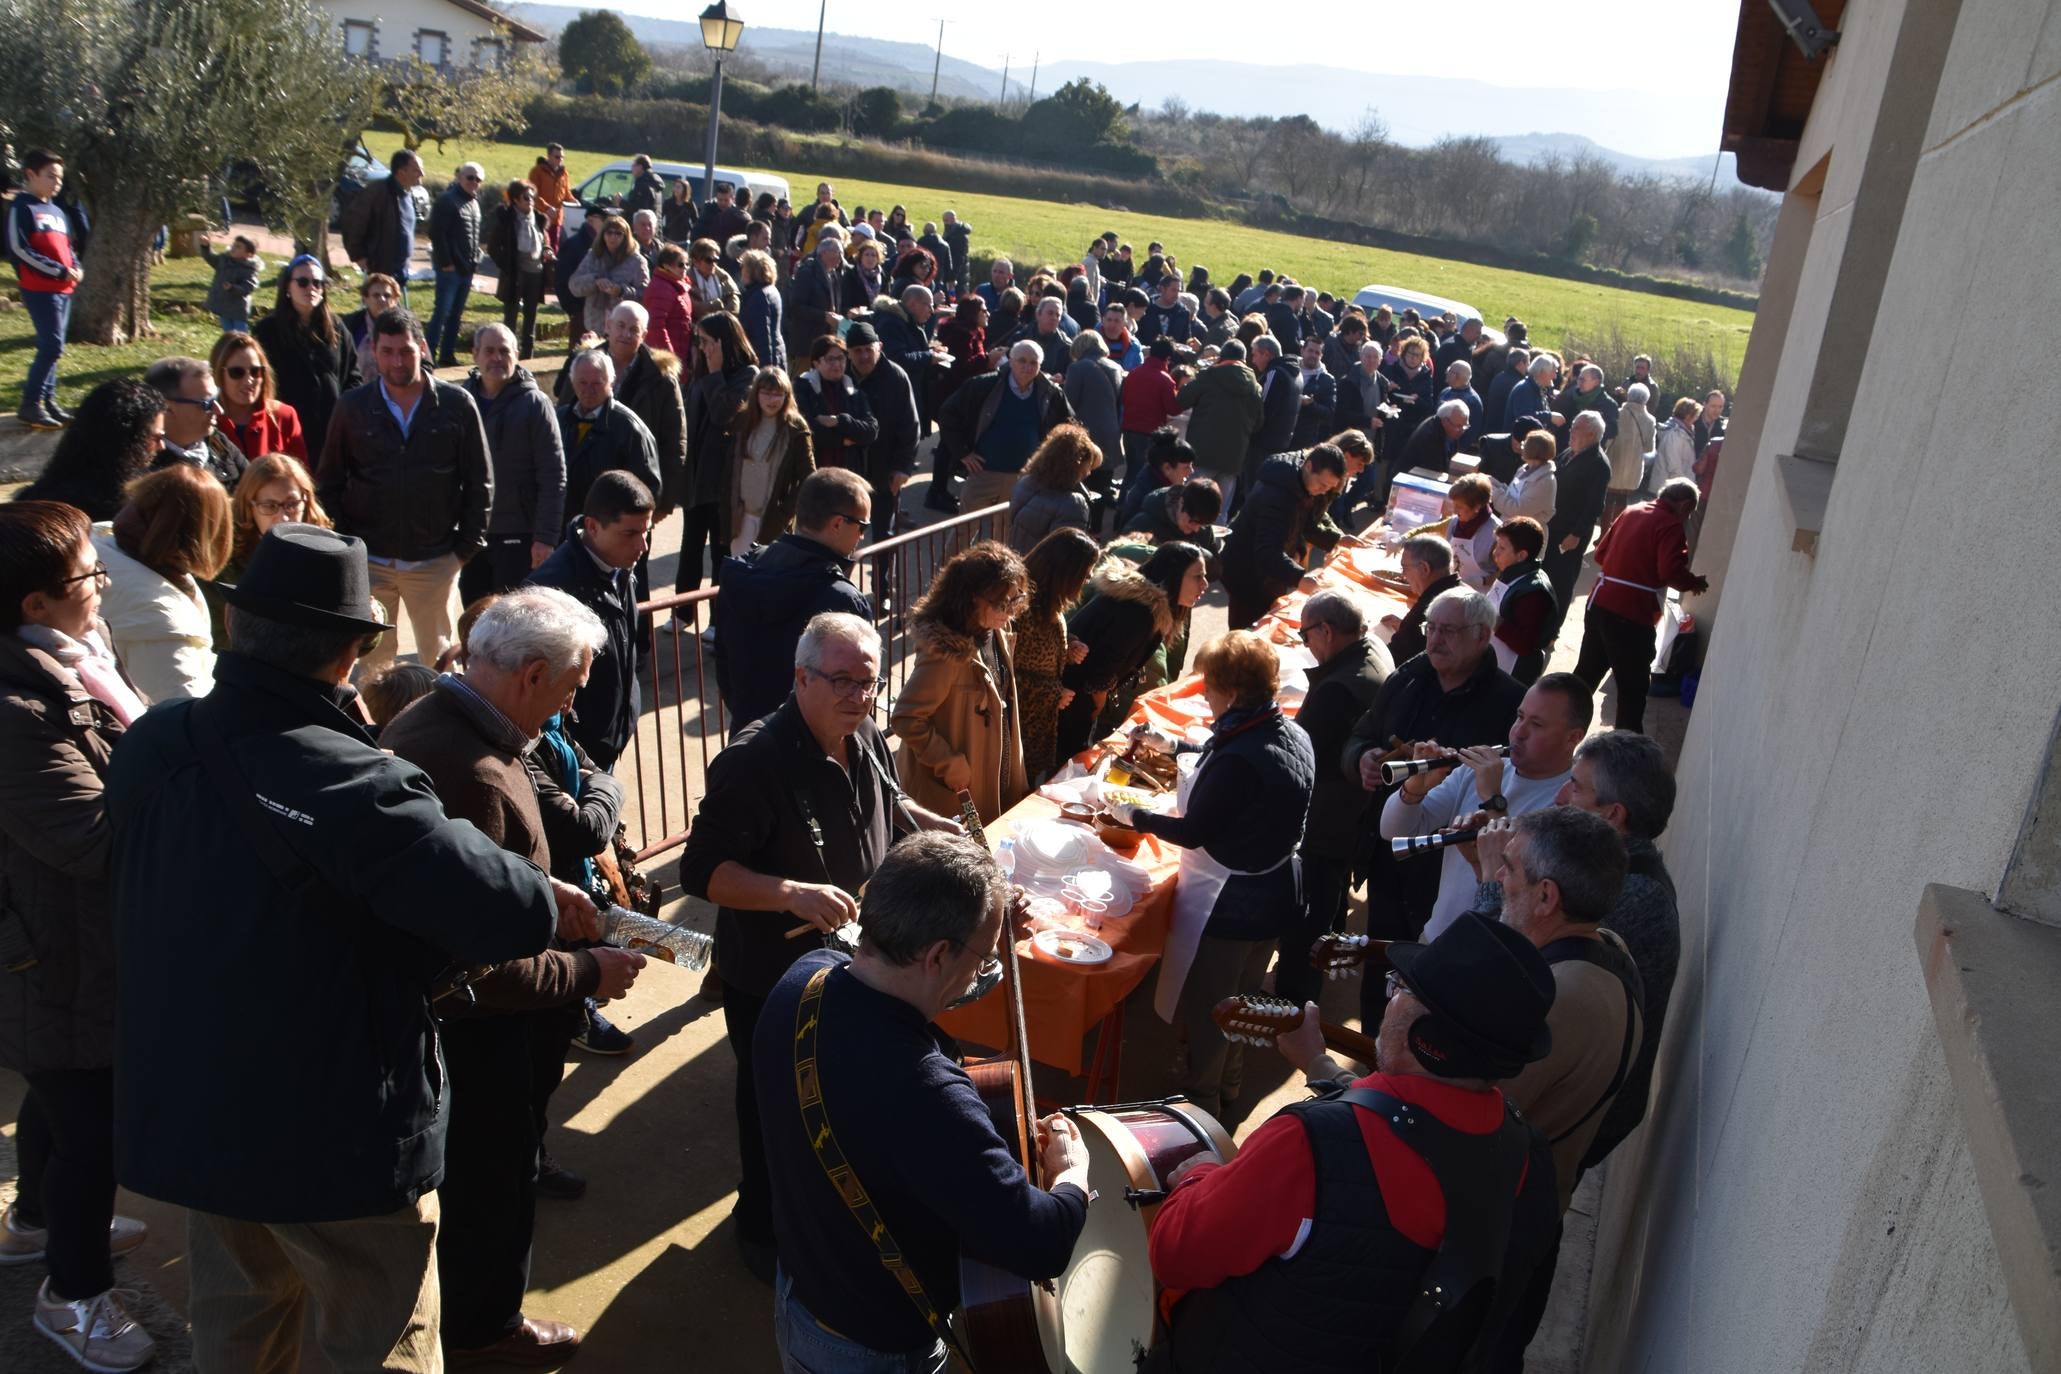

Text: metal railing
xmin=620 ymin=501 xmax=1006 ymax=865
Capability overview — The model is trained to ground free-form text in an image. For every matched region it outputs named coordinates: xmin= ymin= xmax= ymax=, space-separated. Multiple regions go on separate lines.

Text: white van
xmin=1352 ymin=284 xmax=1505 ymax=345
xmin=559 ymin=161 xmax=791 ymax=238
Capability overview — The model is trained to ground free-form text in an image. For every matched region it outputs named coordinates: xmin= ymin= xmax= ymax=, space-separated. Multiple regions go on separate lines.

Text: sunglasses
xmin=226 ymin=364 xmax=265 ymax=380
xmin=168 ymin=393 xmax=221 ymax=409
xmin=290 ymin=277 xmax=324 ymax=289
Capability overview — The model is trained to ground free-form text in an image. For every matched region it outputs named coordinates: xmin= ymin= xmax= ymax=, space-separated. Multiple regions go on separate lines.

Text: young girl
xmin=723 ymin=367 xmax=814 ymax=556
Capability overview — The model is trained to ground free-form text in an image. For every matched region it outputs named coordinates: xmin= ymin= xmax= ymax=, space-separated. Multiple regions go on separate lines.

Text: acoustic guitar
xmin=1309 ymin=931 xmax=1394 ymax=981
xmin=1212 ymin=994 xmax=1381 ymax=1069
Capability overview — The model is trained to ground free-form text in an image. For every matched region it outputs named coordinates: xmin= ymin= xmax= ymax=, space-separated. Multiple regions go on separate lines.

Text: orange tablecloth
xmin=936 ymin=536 xmax=1415 ymax=1078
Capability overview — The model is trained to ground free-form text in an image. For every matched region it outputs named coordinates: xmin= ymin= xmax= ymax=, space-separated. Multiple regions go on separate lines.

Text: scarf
xmin=536 ymin=712 xmax=597 ymax=890
xmin=16 ymin=624 xmax=145 ymax=725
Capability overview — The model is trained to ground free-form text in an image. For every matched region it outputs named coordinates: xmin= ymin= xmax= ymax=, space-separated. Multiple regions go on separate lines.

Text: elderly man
xmin=525 ymin=471 xmax=654 ymax=770
xmin=757 ymin=832 xmax=1091 ymax=1369
xmin=1467 ymin=730 xmax=1679 ymax=1176
xmin=715 ymin=468 xmax=874 ymax=727
xmin=382 ymin=587 xmax=645 ymax=1365
xmin=630 ymin=209 xmax=662 ymax=278
xmin=1380 ymin=533 xmax=1463 ymax=664
xmin=1572 ymin=478 xmax=1709 ymax=731
xmin=1155 ymin=912 xmax=1561 ymax=1371
xmin=1015 ymin=296 xmax=1073 ymax=375
xmin=1441 ymin=359 xmax=1485 ymax=446
xmin=460 ymin=323 xmax=566 ymax=603
xmin=108 ymin=526 xmax=585 ymax=1370
xmin=556 ymin=348 xmax=662 ymax=521
xmin=604 ymin=299 xmax=686 ymax=538
xmin=427 ymin=161 xmax=485 ymax=368
xmin=936 ymin=339 xmax=1074 ymax=539
xmin=976 ymin=256 xmax=1015 ymax=312
xmin=1502 ymin=352 xmax=1559 ymax=430
xmin=1220 ymin=442 xmax=1348 ymax=629
xmin=1390 ymin=398 xmax=1471 ymax=500
xmin=1542 ymin=410 xmax=1614 ymax=640
xmin=1552 ymin=363 xmax=1619 ymax=442
xmin=681 ymin=613 xmax=960 ymax=1281
xmin=1235 ymin=335 xmax=1302 ymax=506
xmin=1291 ymin=334 xmax=1337 ymax=446
xmin=144 ymin=355 xmax=248 ymax=490
xmin=1380 ymin=669 xmax=1591 ymax=941
xmin=871 ymin=282 xmax=948 ymax=427
xmin=1279 ymin=589 xmax=1394 ymax=1005
xmin=789 ymin=237 xmax=849 ymax=349
xmin=316 ymin=309 xmax=491 ymax=675
xmin=844 ymin=320 xmax=920 ymax=541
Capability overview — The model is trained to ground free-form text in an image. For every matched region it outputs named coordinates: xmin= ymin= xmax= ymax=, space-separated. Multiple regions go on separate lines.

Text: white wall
xmin=312 ymin=0 xmax=525 ymax=67
xmin=1585 ymin=0 xmax=2061 ymax=1367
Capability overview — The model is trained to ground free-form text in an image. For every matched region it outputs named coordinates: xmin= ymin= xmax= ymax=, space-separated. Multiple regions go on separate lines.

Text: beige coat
xmin=891 ymin=618 xmax=1029 ymax=824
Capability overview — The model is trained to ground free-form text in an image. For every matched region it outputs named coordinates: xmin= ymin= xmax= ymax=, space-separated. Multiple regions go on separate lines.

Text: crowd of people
xmin=1 ymin=138 xmax=1730 ymax=1371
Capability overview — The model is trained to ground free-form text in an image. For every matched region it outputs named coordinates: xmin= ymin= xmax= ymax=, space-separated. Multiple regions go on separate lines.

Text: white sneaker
xmin=33 ymin=1280 xmax=156 ymax=1372
xmin=0 ymin=1205 xmax=148 ymax=1266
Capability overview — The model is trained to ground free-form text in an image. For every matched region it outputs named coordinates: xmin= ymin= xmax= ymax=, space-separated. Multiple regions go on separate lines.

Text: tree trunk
xmin=69 ymin=200 xmax=161 ymax=346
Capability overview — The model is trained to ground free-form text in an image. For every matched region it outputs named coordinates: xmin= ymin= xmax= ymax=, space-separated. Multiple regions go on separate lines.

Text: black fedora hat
xmin=1386 ymin=912 xmax=1555 ymax=1080
xmin=217 ymin=524 xmax=388 ymax=634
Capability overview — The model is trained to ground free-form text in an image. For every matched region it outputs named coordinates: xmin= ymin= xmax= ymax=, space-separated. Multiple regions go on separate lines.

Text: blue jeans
xmin=22 ymin=290 xmax=70 ymax=410
xmin=773 ymin=1267 xmax=947 ymax=1374
xmin=217 ymin=313 xmax=249 ymax=334
xmin=426 ymin=268 xmax=475 ymax=362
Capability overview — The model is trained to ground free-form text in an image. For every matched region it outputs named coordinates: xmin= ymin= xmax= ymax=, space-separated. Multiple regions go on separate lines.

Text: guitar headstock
xmin=1309 ymin=932 xmax=1393 ymax=980
xmin=1212 ymin=994 xmax=1306 ymax=1047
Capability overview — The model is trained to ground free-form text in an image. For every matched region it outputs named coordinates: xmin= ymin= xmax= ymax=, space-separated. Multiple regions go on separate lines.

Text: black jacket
xmin=152 ymin=432 xmax=249 ymax=493
xmin=1554 ymin=386 xmax=1620 ymax=445
xmin=1249 ymin=360 xmax=1303 ymax=462
xmin=1263 ymin=301 xmax=1304 ymax=354
xmin=853 ymin=357 xmax=919 ymax=487
xmin=556 ymin=398 xmax=662 ymax=522
xmin=252 ymin=311 xmax=359 ymax=467
xmin=935 ymin=370 xmax=1073 ymax=467
xmin=464 ymin=367 xmax=566 ymax=543
xmin=917 ymin=230 xmax=955 ymax=283
xmin=942 ymin=220 xmax=971 ymax=276
xmin=526 ymin=525 xmax=640 ymax=769
xmin=713 ymin=534 xmax=873 ymax=727
xmin=870 ymin=300 xmax=940 ymax=425
xmin=105 ymin=653 xmax=555 ymax=1222
xmin=796 ymin=368 xmax=880 ymax=476
xmin=615 ymin=346 xmax=687 ymax=510
xmin=1222 ymin=454 xmax=1333 ymax=601
xmin=623 ymin=169 xmax=667 ymax=219
xmin=1292 ymin=366 xmax=1338 ymax=446
xmin=1547 ymin=444 xmax=1613 ymax=552
xmin=1342 ymin=652 xmax=1526 ymax=783
xmin=683 ymin=362 xmax=757 ymax=510
xmin=341 ymin=176 xmax=412 ymax=276
xmin=1394 ymin=413 xmax=1459 ymax=478
xmin=679 ymin=699 xmax=908 ymax=996
xmin=1138 ymin=301 xmax=1193 ymax=346
xmin=1387 ymin=573 xmax=1463 ymax=665
xmin=317 ymin=378 xmax=492 ymax=562
xmin=1299 ymin=638 xmax=1394 ymax=859
xmin=428 ymin=184 xmax=481 ymax=273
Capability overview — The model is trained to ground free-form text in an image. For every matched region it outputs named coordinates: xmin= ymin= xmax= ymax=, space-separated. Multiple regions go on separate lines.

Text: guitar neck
xmin=1318 ymin=1021 xmax=1380 ymax=1068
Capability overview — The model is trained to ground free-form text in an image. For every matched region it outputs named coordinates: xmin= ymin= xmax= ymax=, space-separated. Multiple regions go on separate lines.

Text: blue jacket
xmin=713 ymin=534 xmax=873 ymax=727
xmin=1504 ymin=376 xmax=1554 ymax=429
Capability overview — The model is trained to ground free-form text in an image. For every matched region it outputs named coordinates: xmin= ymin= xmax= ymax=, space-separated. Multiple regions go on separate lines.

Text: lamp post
xmin=699 ymin=1 xmax=745 ymax=202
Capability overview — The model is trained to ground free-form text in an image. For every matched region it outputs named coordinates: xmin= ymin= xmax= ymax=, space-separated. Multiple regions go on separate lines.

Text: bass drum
xmin=1055 ymin=1098 xmax=1235 ymax=1372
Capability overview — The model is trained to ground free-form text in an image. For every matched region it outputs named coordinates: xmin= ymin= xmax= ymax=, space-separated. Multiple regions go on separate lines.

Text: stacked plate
xmin=1011 ymin=820 xmax=1097 ymax=885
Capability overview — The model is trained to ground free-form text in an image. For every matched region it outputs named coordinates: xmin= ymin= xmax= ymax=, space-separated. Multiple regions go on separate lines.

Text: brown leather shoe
xmin=450 ymin=1316 xmax=582 ymax=1366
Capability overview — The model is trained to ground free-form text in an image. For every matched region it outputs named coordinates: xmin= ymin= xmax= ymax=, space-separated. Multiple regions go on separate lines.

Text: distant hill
xmin=1489 ymin=132 xmax=1735 ymax=185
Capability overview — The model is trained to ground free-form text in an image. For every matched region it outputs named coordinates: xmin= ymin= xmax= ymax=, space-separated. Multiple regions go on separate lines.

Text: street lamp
xmin=699 ymin=1 xmax=745 ymax=203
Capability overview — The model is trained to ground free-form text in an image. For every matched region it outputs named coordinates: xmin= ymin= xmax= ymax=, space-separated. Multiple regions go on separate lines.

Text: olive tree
xmin=0 ymin=0 xmax=357 ymax=344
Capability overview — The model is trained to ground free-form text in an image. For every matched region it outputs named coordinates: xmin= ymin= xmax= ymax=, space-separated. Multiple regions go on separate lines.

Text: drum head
xmin=1056 ymin=1112 xmax=1159 ymax=1373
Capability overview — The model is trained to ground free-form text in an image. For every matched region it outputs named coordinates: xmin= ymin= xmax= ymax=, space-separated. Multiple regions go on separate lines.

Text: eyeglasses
xmin=225 ymin=364 xmax=265 ymax=380
xmin=252 ymin=496 xmax=307 ymax=517
xmin=810 ymin=671 xmax=882 ymax=702
xmin=290 ymin=277 xmax=324 ymax=289
xmin=168 ymin=393 xmax=221 ymax=409
xmin=1298 ymin=622 xmax=1329 ymax=642
xmin=1384 ymin=969 xmax=1413 ymax=1003
xmin=1423 ymin=620 xmax=1472 ymax=639
xmin=992 ymin=593 xmax=1029 ymax=614
xmin=57 ymin=564 xmax=111 ymax=589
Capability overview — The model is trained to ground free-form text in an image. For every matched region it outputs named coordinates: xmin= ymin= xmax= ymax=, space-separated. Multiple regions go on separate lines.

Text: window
xmin=415 ymin=29 xmax=447 ymax=66
xmin=476 ymin=38 xmax=504 ymax=68
xmin=582 ymin=170 xmax=635 ymax=206
xmin=342 ymin=20 xmax=373 ymax=57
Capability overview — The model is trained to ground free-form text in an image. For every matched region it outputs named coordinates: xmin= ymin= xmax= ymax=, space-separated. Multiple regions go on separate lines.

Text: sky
xmin=585 ymin=0 xmax=1743 ymax=156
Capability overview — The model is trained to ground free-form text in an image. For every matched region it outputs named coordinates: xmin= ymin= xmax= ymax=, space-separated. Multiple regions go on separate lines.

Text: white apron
xmin=1486 ymin=575 xmax=1518 ymax=674
xmin=1152 ymin=749 xmax=1296 ymax=1022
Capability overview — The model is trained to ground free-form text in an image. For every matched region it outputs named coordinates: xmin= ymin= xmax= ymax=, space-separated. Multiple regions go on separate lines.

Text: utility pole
xmin=1028 ymin=50 xmax=1038 ymax=103
xmin=810 ymin=0 xmax=826 ymax=91
xmin=998 ymin=54 xmax=1009 ymax=105
xmin=929 ymin=20 xmax=944 ymax=107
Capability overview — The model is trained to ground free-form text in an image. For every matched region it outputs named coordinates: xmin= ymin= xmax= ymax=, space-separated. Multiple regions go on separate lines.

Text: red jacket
xmin=644 ymin=271 xmax=695 ymax=360
xmin=221 ymin=401 xmax=307 ymax=463
xmin=8 ymin=196 xmax=76 ymax=294
xmin=1148 ymin=1072 xmax=1525 ymax=1315
xmin=1588 ymin=500 xmax=1704 ymax=624
xmin=1121 ymin=356 xmax=1183 ymax=434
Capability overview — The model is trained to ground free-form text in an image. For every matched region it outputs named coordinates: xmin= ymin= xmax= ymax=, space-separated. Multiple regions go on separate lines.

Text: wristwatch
xmin=1483 ymin=792 xmax=1509 ymax=814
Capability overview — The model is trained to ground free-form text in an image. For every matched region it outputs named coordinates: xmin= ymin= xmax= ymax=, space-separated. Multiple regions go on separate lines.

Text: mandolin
xmin=1309 ymin=931 xmax=1394 ymax=982
xmin=957 ymin=792 xmax=1066 ymax=1371
xmin=1212 ymin=993 xmax=1381 ymax=1069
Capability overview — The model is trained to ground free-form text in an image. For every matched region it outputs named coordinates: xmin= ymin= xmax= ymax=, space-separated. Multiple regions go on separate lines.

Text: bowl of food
xmin=1094 ymin=813 xmax=1145 ymax=855
xmin=1057 ymin=800 xmax=1099 ymax=826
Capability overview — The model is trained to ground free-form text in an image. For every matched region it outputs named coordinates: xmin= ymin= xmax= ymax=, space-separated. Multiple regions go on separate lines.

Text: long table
xmin=937 ymin=537 xmax=1418 ymax=1088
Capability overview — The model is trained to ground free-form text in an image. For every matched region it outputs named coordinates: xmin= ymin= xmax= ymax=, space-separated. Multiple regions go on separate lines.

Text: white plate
xmin=1032 ymin=930 xmax=1113 ymax=965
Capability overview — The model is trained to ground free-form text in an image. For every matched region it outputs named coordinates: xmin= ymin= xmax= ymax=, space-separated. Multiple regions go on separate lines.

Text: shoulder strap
xmin=1536 ymin=937 xmax=1643 ymax=1145
xmin=793 ymin=965 xmax=978 ymax=1370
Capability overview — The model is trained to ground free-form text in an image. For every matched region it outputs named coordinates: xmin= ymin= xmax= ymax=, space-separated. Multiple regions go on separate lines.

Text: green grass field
xmin=1 ymin=134 xmax=1753 ymax=415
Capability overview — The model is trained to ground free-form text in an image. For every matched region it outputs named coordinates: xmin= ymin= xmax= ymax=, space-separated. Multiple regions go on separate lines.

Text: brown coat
xmin=0 ymin=631 xmax=135 ymax=1072
xmin=380 ymin=685 xmax=598 ymax=1014
xmin=890 ymin=618 xmax=1029 ymax=824
xmin=721 ymin=412 xmax=815 ymax=554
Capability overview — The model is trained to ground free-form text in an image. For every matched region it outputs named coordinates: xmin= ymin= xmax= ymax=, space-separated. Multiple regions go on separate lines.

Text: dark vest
xmin=1165 ymin=1088 xmax=1536 ymax=1373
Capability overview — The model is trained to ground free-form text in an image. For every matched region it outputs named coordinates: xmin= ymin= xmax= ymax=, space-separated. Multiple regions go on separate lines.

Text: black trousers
xmin=459 ymin=535 xmax=537 ymax=609
xmin=502 ymin=272 xmax=546 ymax=358
xmin=871 ymin=478 xmax=902 ymax=544
xmin=674 ymin=502 xmax=721 ymax=593
xmin=436 ymin=1014 xmax=540 ymax=1348
xmin=528 ymin=999 xmax=585 ymax=1158
xmin=1277 ymin=851 xmax=1352 ymax=1007
xmin=722 ymin=985 xmax=774 ymax=1246
xmin=1541 ymin=544 xmax=1585 ymax=644
xmin=15 ymin=1068 xmax=117 ymax=1300
xmin=1224 ymin=578 xmax=1275 ymax=632
xmin=1573 ymin=604 xmax=1658 ymax=733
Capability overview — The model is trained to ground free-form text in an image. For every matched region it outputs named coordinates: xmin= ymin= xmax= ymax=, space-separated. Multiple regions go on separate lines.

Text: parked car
xmin=1352 ymin=284 xmax=1506 ymax=345
xmin=558 ymin=160 xmax=791 ymax=239
xmin=330 ymin=140 xmax=431 ymax=233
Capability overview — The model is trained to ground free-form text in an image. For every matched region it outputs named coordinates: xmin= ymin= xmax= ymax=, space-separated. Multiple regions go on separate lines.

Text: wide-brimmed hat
xmin=217 ymin=524 xmax=388 ymax=633
xmin=1385 ymin=912 xmax=1555 ymax=1080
